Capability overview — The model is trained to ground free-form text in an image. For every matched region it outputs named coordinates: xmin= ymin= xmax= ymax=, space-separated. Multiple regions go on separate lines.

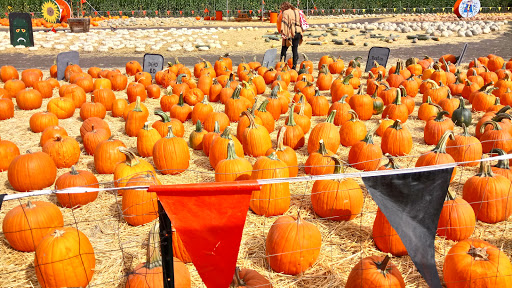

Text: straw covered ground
xmin=0 ymin=60 xmax=511 ymax=288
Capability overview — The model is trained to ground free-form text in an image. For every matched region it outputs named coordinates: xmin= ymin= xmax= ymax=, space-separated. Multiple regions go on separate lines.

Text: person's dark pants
xmin=280 ymin=34 xmax=302 ymax=70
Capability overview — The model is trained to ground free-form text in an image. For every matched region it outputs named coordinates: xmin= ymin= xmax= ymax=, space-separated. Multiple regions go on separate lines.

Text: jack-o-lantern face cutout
xmin=9 ymin=13 xmax=34 ymax=47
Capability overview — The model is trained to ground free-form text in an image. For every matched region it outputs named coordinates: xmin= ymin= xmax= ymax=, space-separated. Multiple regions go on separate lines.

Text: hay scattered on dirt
xmin=0 ymin=60 xmax=511 ymax=288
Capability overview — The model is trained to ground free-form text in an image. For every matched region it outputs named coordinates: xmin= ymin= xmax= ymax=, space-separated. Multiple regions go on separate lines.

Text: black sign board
xmin=365 ymin=47 xmax=390 ymax=72
xmin=9 ymin=13 xmax=34 ymax=47
xmin=143 ymin=54 xmax=164 ymax=78
xmin=262 ymin=48 xmax=277 ymax=68
xmin=56 ymin=51 xmax=80 ymax=80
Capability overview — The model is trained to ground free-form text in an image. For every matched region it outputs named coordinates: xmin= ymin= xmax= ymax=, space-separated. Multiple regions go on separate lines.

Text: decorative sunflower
xmin=41 ymin=1 xmax=61 ymax=23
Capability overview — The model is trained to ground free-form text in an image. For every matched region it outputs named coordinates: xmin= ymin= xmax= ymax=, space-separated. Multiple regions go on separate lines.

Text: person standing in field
xmin=278 ymin=1 xmax=303 ymax=70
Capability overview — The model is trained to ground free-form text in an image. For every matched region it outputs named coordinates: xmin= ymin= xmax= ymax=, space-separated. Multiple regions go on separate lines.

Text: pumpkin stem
xmin=298 ymin=95 xmax=306 ymax=116
xmin=230 ymin=267 xmax=246 ymax=287
xmin=242 ymin=110 xmax=258 ymax=129
xmin=479 ymin=120 xmax=501 ymax=134
xmin=326 ymin=110 xmax=336 ymax=124
xmin=165 ymin=126 xmax=176 ymax=138
xmin=176 ymin=73 xmax=186 ymax=84
xmin=317 ymin=139 xmax=329 ymax=155
xmin=390 ymin=119 xmax=403 ymax=131
xmin=258 ymin=99 xmax=269 ymax=112
xmin=70 ymin=166 xmax=79 ymax=175
xmin=143 ymin=121 xmax=152 ymax=131
xmin=468 ymin=245 xmax=490 ymax=261
xmin=287 ymin=104 xmax=297 ymax=127
xmin=393 ymin=88 xmax=402 ymax=105
xmin=340 ymin=95 xmax=349 ymax=103
xmin=376 ymin=255 xmax=391 ymax=275
xmin=118 ymin=147 xmax=140 ymax=167
xmin=432 ymin=130 xmax=455 ymax=154
xmin=177 ymin=92 xmax=185 ymax=106
xmin=425 ymin=79 xmax=440 ymax=89
xmin=26 ymin=200 xmax=36 ymax=209
xmin=330 ymin=155 xmax=345 ymax=174
xmin=382 ymin=153 xmax=401 ymax=170
xmin=276 ymin=127 xmax=286 ymax=151
xmin=342 ymin=74 xmax=353 ymax=85
xmin=220 ymin=127 xmax=232 ymax=139
xmin=348 ymin=109 xmax=359 ymax=122
xmin=362 ymin=126 xmax=377 ymax=145
xmin=320 ymin=64 xmax=329 ymax=75
xmin=461 ymin=123 xmax=471 ymax=137
xmin=213 ymin=121 xmax=220 ymax=133
xmin=155 ymin=110 xmax=171 ymax=123
xmin=195 ymin=120 xmax=203 ymax=132
xmin=231 ymin=85 xmax=242 ymax=100
xmin=146 ymin=222 xmax=163 ymax=269
xmin=393 ymin=60 xmax=401 ymax=75
xmin=446 ymin=189 xmax=456 ymax=201
xmin=476 ymin=156 xmax=495 ymax=178
xmin=435 ymin=110 xmax=450 ymax=122
xmin=225 ymin=140 xmax=238 ymax=160
xmin=51 ymin=229 xmax=66 ymax=238
xmin=267 ymin=152 xmax=279 ymax=161
xmin=490 ymin=148 xmax=510 ymax=169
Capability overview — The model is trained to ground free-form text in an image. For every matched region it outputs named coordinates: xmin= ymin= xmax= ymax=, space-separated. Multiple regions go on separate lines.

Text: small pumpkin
xmin=381 ymin=120 xmax=413 ymax=156
xmin=345 ymin=255 xmax=405 ymax=288
xmin=55 ymin=167 xmax=99 ymax=208
xmin=340 ymin=110 xmax=367 ymax=147
xmin=305 ymin=139 xmax=335 ymax=175
xmin=266 ymin=127 xmax=298 ymax=177
xmin=43 ymin=135 xmax=80 ymax=168
xmin=215 ymin=140 xmax=253 ymax=182
xmin=424 ymin=111 xmax=455 ymax=145
xmin=308 ymin=110 xmax=341 ymax=154
xmin=242 ymin=111 xmax=272 ymax=157
xmin=437 ymin=190 xmax=476 ymax=242
xmin=29 ymin=112 xmax=58 ymax=133
xmin=153 ymin=127 xmax=190 ymax=175
xmin=348 ymin=127 xmax=383 ymax=171
xmin=137 ymin=122 xmax=162 ymax=158
xmin=415 ymin=131 xmax=457 ymax=182
xmin=189 ymin=120 xmax=208 ymax=150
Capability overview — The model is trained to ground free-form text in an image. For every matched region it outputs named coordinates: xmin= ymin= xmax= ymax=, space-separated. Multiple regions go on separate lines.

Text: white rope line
xmin=3 ymin=153 xmax=511 ymax=202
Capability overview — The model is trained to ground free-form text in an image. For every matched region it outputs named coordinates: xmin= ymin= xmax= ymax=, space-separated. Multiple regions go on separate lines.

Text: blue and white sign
xmin=458 ymin=0 xmax=480 ymax=18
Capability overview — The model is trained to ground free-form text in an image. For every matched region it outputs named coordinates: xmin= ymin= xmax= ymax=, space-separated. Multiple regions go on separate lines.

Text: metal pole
xmin=159 ymin=202 xmax=175 ymax=288
xmin=226 ymin=0 xmax=228 ymax=21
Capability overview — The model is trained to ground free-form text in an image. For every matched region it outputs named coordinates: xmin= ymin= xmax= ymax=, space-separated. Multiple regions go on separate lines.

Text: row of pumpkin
xmin=1 ymin=52 xmax=512 ymax=287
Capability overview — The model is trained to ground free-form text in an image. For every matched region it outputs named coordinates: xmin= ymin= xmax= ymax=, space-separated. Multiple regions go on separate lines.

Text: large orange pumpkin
xmin=8 ymin=151 xmax=57 ymax=192
xmin=437 ymin=191 xmax=475 ymax=242
xmin=34 ymin=227 xmax=96 ymax=288
xmin=2 ymin=201 xmax=63 ymax=252
xmin=345 ymin=255 xmax=405 ymax=288
xmin=55 ymin=167 xmax=99 ymax=208
xmin=265 ymin=213 xmax=322 ymax=275
xmin=153 ymin=127 xmax=190 ymax=175
xmin=94 ymin=139 xmax=127 ymax=174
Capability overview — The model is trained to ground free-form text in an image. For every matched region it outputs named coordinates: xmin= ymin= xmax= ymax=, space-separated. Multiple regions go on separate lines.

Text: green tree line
xmin=1 ymin=0 xmax=511 ymax=17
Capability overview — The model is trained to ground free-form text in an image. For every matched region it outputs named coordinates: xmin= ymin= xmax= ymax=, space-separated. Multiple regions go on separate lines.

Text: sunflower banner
xmin=42 ymin=0 xmax=60 ymax=23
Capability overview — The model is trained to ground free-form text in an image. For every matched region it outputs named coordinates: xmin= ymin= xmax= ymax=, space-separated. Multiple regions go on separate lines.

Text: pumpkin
xmin=311 ymin=156 xmax=363 ymax=220
xmin=126 ymin=61 xmax=142 ymax=76
xmin=153 ymin=127 xmax=190 ymax=175
xmin=266 ymin=127 xmax=298 ymax=177
xmin=451 ymin=97 xmax=472 ymax=127
xmin=437 ymin=191 xmax=476 ymax=242
xmin=237 ymin=103 xmax=263 ymax=144
xmin=376 ymin=116 xmax=394 ymax=137
xmin=94 ymin=139 xmax=127 ymax=174
xmin=328 ymin=95 xmax=352 ymax=126
xmin=93 ymin=78 xmax=112 ymax=90
xmin=33 ymin=80 xmax=53 ymax=98
xmin=307 ymin=110 xmax=341 ymax=154
xmin=112 ymin=99 xmax=128 ymax=117
xmin=29 ymin=112 xmax=58 ymax=133
xmin=0 ymin=65 xmax=19 ymax=82
xmin=310 ymin=88 xmax=330 ymax=116
xmin=416 ymin=131 xmax=457 ymax=182
xmin=242 ymin=111 xmax=272 ymax=157
xmin=340 ymin=110 xmax=367 ymax=147
xmin=160 ymin=87 xmax=179 ymax=112
xmin=378 ymin=153 xmax=401 ymax=170
xmin=349 ymin=88 xmax=373 ymax=120
xmin=381 ymin=120 xmax=413 ymax=156
xmin=424 ymin=111 xmax=455 ymax=145
xmin=35 ymin=227 xmax=95 ymax=288
xmin=463 ymin=160 xmax=512 ymax=224
xmin=8 ymin=151 xmax=57 ymax=192
xmin=379 ymin=83 xmax=398 ymax=105
xmin=461 ymin=79 xmax=482 ymax=100
xmin=2 ymin=201 xmax=63 ymax=252
xmin=80 ymin=98 xmax=106 ymax=120
xmin=305 ymin=139 xmax=335 ymax=175
xmin=316 ymin=64 xmax=333 ymax=91
xmin=16 ymin=88 xmax=42 ymax=110
xmin=122 ymin=173 xmax=161 ymax=226
xmin=43 ymin=135 xmax=80 ymax=168
xmin=80 ymin=117 xmax=111 ymax=139
xmin=191 ymin=97 xmax=213 ymax=124
xmin=62 ymin=84 xmax=86 ymax=108
xmin=278 ymin=105 xmax=304 ymax=150
xmin=114 ymin=148 xmax=155 ymax=188
xmin=443 ymin=239 xmax=512 ymax=288
xmin=92 ymin=89 xmax=115 ymax=111
xmin=215 ymin=140 xmax=253 ymax=182
xmin=127 ymin=82 xmax=147 ymax=103
xmin=82 ymin=125 xmax=109 ymax=156
xmin=472 ymin=85 xmax=498 ymax=112
xmin=0 ymin=139 xmax=19 ymax=171
xmin=372 ymin=208 xmax=408 ymax=256
xmin=255 ymin=99 xmax=275 ymax=133
xmin=370 ymin=60 xmax=387 ymax=77
xmin=40 ymin=126 xmax=68 ymax=147
xmin=348 ymin=127 xmax=383 ymax=171
xmin=345 ymin=57 xmax=363 ymax=78
xmin=152 ymin=110 xmax=185 ymax=138
xmin=250 ymin=152 xmax=290 ymax=216
xmin=331 ymin=74 xmax=354 ymax=103
xmin=386 ymin=60 xmax=405 ymax=88
xmin=87 ymin=67 xmax=101 ymax=78
xmin=345 ymin=255 xmax=405 ymax=288
xmin=110 ymin=73 xmax=128 ymax=91
xmin=265 ymin=213 xmax=321 ymax=275
xmin=170 ymin=92 xmax=192 ymax=123
xmin=46 ymin=97 xmax=75 ymax=119
xmin=289 ymin=99 xmax=311 ymax=134
xmin=231 ymin=267 xmax=272 ymax=288
xmin=21 ymin=68 xmax=43 ymax=87
xmin=171 ymin=228 xmax=192 ymax=263
xmin=189 ymin=120 xmax=208 ymax=150
xmin=382 ymin=88 xmax=409 ymax=123
xmin=125 ymin=97 xmax=149 ymax=137
xmin=479 ymin=120 xmax=512 ymax=153
xmin=209 ymin=127 xmax=244 ymax=169
xmin=422 ymin=80 xmax=449 ymax=104
xmin=4 ymin=79 xmax=25 ymax=98
xmin=489 ymin=148 xmax=512 ymax=181
xmin=55 ymin=167 xmax=99 ymax=208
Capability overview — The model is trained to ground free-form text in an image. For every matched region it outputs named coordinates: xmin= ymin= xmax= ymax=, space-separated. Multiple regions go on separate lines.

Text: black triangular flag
xmin=362 ymin=167 xmax=453 ymax=288
xmin=0 ymin=194 xmax=6 ymax=211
